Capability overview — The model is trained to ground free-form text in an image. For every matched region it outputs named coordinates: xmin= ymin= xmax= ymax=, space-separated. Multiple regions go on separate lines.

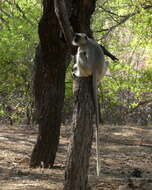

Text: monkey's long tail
xmin=93 ymin=73 xmax=100 ymax=176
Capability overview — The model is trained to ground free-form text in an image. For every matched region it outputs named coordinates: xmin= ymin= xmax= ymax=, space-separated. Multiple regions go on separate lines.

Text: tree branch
xmin=0 ymin=7 xmax=12 ymax=18
xmin=127 ymin=99 xmax=152 ymax=115
xmin=95 ymin=4 xmax=152 ymax=36
xmin=0 ymin=15 xmax=8 ymax=24
xmin=0 ymin=11 xmax=10 ymax=29
xmin=5 ymin=0 xmax=34 ymax=25
xmin=54 ymin=0 xmax=73 ymax=51
xmin=99 ymin=12 xmax=135 ymax=34
xmin=14 ymin=2 xmax=34 ymax=25
xmin=99 ymin=5 xmax=121 ymax=18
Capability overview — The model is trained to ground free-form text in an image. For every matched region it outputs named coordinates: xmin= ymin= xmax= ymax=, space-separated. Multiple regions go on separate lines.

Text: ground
xmin=0 ymin=124 xmax=152 ymax=190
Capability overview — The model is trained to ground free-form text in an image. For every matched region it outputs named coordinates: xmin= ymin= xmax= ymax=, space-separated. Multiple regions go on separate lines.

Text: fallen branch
xmin=127 ymin=99 xmax=152 ymax=115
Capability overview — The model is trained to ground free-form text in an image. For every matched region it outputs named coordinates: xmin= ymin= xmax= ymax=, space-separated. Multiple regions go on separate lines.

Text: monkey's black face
xmin=72 ymin=33 xmax=88 ymax=46
xmin=73 ymin=33 xmax=80 ymax=43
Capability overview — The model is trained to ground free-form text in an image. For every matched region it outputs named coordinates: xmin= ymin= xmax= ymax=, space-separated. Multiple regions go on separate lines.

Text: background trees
xmin=93 ymin=0 xmax=152 ymax=125
xmin=0 ymin=0 xmax=41 ymax=125
xmin=0 ymin=0 xmax=152 ymax=125
xmin=0 ymin=0 xmax=152 ymax=189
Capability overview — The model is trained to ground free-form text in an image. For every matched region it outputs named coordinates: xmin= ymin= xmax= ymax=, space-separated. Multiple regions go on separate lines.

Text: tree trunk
xmin=64 ymin=77 xmax=94 ymax=190
xmin=62 ymin=0 xmax=97 ymax=189
xmin=30 ymin=0 xmax=70 ymax=168
xmin=30 ymin=0 xmax=96 ymax=169
xmin=63 ymin=0 xmax=96 ymax=189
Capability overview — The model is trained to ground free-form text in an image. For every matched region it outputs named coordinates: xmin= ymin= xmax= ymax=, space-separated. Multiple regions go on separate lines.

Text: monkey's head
xmin=72 ymin=33 xmax=88 ymax=46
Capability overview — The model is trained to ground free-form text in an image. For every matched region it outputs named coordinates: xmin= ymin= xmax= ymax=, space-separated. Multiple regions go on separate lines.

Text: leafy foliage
xmin=0 ymin=0 xmax=41 ymax=124
xmin=91 ymin=0 xmax=152 ymax=125
xmin=0 ymin=0 xmax=152 ymax=125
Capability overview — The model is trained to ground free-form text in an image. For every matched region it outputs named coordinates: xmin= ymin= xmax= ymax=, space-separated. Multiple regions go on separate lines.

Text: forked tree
xmin=30 ymin=0 xmax=96 ymax=171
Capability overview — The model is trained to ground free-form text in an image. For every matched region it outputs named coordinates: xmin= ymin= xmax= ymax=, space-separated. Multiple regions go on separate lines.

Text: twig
xmin=127 ymin=99 xmax=152 ymax=115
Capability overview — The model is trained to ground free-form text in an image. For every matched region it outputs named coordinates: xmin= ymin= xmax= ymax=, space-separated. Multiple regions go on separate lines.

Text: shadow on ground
xmin=0 ymin=124 xmax=152 ymax=189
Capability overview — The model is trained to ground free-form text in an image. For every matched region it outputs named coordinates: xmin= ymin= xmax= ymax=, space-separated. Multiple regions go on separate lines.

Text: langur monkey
xmin=72 ymin=33 xmax=109 ymax=176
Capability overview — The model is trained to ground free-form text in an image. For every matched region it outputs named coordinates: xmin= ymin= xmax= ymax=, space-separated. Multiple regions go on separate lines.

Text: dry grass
xmin=0 ymin=124 xmax=152 ymax=190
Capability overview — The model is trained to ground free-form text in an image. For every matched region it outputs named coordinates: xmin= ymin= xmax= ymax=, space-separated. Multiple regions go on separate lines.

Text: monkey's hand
xmin=72 ymin=64 xmax=81 ymax=77
xmin=72 ymin=63 xmax=90 ymax=77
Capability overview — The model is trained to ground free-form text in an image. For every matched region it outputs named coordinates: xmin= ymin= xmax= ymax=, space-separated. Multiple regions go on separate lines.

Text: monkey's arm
xmin=100 ymin=45 xmax=118 ymax=61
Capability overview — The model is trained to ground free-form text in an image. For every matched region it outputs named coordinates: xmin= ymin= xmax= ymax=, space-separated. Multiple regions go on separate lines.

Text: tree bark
xmin=64 ymin=77 xmax=94 ymax=190
xmin=30 ymin=0 xmax=96 ymax=170
xmin=63 ymin=1 xmax=96 ymax=189
xmin=54 ymin=0 xmax=73 ymax=49
xmin=30 ymin=0 xmax=70 ymax=168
